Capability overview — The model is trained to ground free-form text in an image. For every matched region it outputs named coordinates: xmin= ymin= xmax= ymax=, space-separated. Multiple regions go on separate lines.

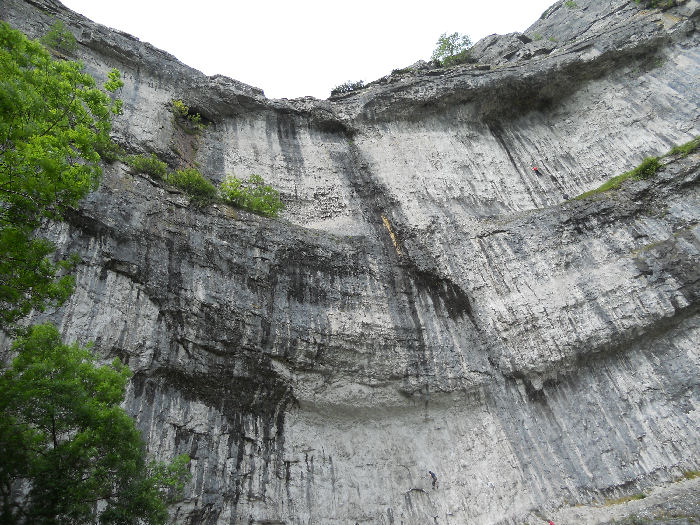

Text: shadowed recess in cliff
xmin=130 ymin=364 xmax=294 ymax=523
xmin=267 ymin=112 xmax=305 ymax=178
xmin=132 ymin=360 xmax=295 ymax=421
xmin=355 ymin=35 xmax=671 ymax=123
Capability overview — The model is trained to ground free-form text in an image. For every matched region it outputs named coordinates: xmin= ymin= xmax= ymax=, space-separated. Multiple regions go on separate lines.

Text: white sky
xmin=61 ymin=0 xmax=555 ymax=100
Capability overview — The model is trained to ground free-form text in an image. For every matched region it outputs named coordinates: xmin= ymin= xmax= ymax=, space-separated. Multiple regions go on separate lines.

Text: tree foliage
xmin=0 ymin=21 xmax=122 ymax=330
xmin=39 ymin=20 xmax=77 ymax=54
xmin=431 ymin=32 xmax=473 ymax=67
xmin=219 ymin=174 xmax=285 ymax=217
xmin=0 ymin=323 xmax=191 ymax=524
xmin=0 ymin=23 xmax=191 ymax=524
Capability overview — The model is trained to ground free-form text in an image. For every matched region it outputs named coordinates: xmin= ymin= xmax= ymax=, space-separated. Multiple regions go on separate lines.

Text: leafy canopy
xmin=0 ymin=323 xmax=190 ymax=524
xmin=431 ymin=32 xmax=472 ymax=67
xmin=0 ymin=23 xmax=191 ymax=524
xmin=219 ymin=174 xmax=285 ymax=218
xmin=0 ymin=21 xmax=122 ymax=330
xmin=39 ymin=20 xmax=77 ymax=53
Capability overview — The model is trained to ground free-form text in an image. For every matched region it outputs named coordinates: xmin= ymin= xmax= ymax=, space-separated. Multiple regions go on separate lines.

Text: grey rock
xmin=1 ymin=0 xmax=699 ymax=523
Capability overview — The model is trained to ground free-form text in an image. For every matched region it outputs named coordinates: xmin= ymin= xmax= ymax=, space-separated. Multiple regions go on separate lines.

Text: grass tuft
xmin=572 ymin=135 xmax=699 ymax=200
xmin=574 ymin=157 xmax=660 ymax=199
xmin=668 ymin=136 xmax=700 ymax=157
xmin=166 ymin=168 xmax=217 ymax=203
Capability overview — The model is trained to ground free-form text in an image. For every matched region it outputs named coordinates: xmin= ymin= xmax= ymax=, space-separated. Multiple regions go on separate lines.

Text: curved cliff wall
xmin=1 ymin=0 xmax=699 ymax=523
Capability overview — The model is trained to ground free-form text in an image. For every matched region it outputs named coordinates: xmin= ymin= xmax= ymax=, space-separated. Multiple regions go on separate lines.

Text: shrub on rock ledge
xmin=167 ymin=168 xmax=217 ymax=202
xmin=219 ymin=174 xmax=285 ymax=218
xmin=431 ymin=32 xmax=473 ymax=67
xmin=126 ymin=153 xmax=168 ymax=179
xmin=330 ymin=80 xmax=365 ymax=97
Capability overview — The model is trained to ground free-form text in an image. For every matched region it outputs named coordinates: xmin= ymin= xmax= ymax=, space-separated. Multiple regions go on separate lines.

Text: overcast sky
xmin=61 ymin=0 xmax=555 ymax=100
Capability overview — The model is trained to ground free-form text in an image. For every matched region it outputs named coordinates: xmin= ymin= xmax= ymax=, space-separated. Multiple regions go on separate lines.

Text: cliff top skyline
xmin=61 ymin=0 xmax=554 ymax=99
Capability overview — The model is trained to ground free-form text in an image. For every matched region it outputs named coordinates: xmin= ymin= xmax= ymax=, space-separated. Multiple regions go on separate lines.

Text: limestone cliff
xmin=1 ymin=0 xmax=699 ymax=523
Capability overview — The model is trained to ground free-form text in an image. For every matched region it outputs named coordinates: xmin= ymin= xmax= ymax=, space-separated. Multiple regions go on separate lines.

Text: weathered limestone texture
xmin=1 ymin=0 xmax=699 ymax=523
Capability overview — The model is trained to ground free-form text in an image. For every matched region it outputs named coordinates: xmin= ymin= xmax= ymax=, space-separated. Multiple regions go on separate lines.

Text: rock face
xmin=1 ymin=0 xmax=699 ymax=523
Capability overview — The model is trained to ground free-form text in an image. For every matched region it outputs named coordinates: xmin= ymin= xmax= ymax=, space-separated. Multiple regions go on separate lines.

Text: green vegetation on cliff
xmin=331 ymin=80 xmax=365 ymax=97
xmin=170 ymin=98 xmax=204 ymax=133
xmin=575 ymin=157 xmax=660 ymax=199
xmin=431 ymin=32 xmax=473 ymax=67
xmin=219 ymin=173 xmax=285 ymax=217
xmin=125 ymin=151 xmax=285 ymax=215
xmin=0 ymin=324 xmax=190 ymax=525
xmin=0 ymin=22 xmax=191 ymax=524
xmin=126 ymin=153 xmax=169 ymax=179
xmin=0 ymin=21 xmax=122 ymax=328
xmin=168 ymin=167 xmax=218 ymax=202
xmin=669 ymin=135 xmax=700 ymax=157
xmin=634 ymin=0 xmax=677 ymax=9
xmin=574 ymin=136 xmax=699 ymax=200
xmin=39 ymin=19 xmax=77 ymax=53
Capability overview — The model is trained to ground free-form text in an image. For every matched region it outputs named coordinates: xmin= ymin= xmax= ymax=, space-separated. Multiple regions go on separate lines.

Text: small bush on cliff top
xmin=431 ymin=32 xmax=473 ymax=67
xmin=331 ymin=80 xmax=365 ymax=97
xmin=219 ymin=174 xmax=285 ymax=217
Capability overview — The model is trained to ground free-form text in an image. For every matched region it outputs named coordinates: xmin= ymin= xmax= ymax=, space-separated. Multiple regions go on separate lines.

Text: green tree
xmin=0 ymin=21 xmax=123 ymax=330
xmin=0 ymin=323 xmax=190 ymax=524
xmin=39 ymin=20 xmax=77 ymax=53
xmin=0 ymin=23 xmax=190 ymax=524
xmin=431 ymin=32 xmax=473 ymax=67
